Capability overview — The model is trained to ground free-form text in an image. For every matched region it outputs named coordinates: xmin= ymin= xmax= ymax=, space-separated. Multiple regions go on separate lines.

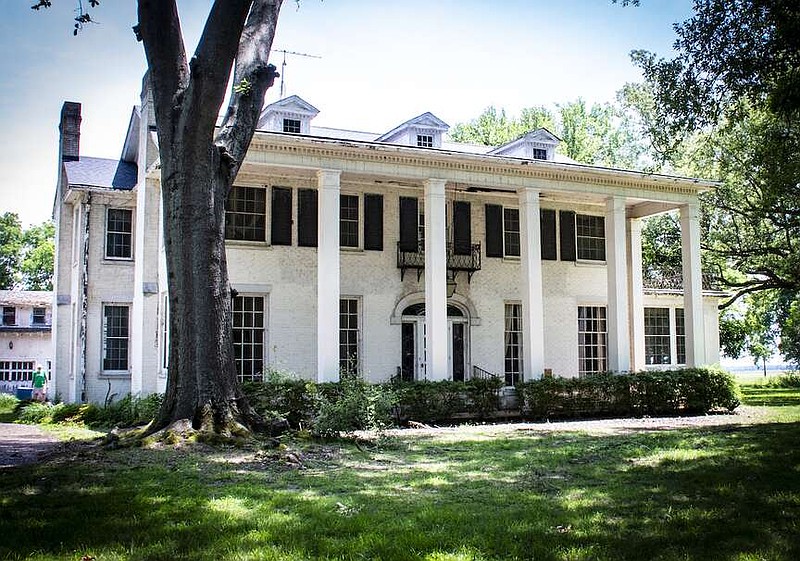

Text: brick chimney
xmin=59 ymin=102 xmax=81 ymax=162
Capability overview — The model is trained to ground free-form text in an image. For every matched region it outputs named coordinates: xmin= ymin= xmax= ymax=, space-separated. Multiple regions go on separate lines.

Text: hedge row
xmin=516 ymin=367 xmax=740 ymax=419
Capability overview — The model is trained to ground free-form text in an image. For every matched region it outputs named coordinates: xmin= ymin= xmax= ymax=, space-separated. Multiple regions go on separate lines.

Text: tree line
xmin=0 ymin=212 xmax=54 ymax=291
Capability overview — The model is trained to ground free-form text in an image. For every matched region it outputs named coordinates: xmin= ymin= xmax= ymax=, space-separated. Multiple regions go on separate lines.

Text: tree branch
xmin=217 ymin=0 xmax=283 ymax=179
xmin=136 ymin=0 xmax=189 ymax=146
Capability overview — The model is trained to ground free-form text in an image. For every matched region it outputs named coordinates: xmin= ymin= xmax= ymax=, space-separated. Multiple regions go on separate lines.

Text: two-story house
xmin=0 ymin=290 xmax=53 ymax=396
xmin=52 ymin=85 xmax=722 ymax=404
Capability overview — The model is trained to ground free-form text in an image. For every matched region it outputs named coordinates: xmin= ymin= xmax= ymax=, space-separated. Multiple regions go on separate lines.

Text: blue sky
xmin=0 ymin=0 xmax=693 ymax=226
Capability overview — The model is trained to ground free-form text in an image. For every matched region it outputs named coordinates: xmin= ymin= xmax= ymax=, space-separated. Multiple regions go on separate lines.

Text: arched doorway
xmin=400 ymin=303 xmax=469 ymax=381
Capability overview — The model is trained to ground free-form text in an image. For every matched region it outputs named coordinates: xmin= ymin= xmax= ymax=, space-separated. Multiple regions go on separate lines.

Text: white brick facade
xmin=51 ymin=95 xmax=723 ymax=403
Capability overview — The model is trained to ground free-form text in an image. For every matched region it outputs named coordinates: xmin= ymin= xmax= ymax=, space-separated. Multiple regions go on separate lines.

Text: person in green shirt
xmin=32 ymin=365 xmax=47 ymax=402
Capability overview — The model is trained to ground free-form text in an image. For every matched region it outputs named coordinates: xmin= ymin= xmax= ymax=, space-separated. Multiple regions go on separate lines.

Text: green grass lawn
xmin=1 ymin=389 xmax=799 ymax=561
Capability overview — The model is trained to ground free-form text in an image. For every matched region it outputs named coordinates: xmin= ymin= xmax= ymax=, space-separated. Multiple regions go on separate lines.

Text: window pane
xmin=103 ymin=305 xmax=129 ymax=371
xmin=503 ymin=208 xmax=520 ymax=257
xmin=504 ymin=303 xmax=523 ymax=385
xmin=225 ymin=186 xmax=266 ymax=241
xmin=576 ymin=214 xmax=605 ymax=261
xmin=232 ymin=295 xmax=265 ymax=382
xmin=340 ymin=195 xmax=359 ymax=248
xmin=340 ymin=298 xmax=359 ymax=376
xmin=644 ymin=307 xmax=672 ymax=365
xmin=675 ymin=308 xmax=686 ymax=365
xmin=106 ymin=209 xmax=133 ymax=259
xmin=578 ymin=306 xmax=607 ymax=375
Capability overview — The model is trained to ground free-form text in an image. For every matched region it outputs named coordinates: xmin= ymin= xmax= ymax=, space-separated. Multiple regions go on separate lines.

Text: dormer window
xmin=283 ymin=118 xmax=302 ymax=133
xmin=532 ymin=148 xmax=547 ymax=160
xmin=416 ymin=134 xmax=434 ymax=148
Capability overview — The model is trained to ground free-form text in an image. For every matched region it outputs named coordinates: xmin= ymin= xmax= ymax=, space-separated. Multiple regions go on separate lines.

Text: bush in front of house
xmin=15 ymin=393 xmax=163 ymax=428
xmin=391 ymin=377 xmax=504 ymax=424
xmin=517 ymin=366 xmax=740 ymax=420
xmin=766 ymin=371 xmax=800 ymax=388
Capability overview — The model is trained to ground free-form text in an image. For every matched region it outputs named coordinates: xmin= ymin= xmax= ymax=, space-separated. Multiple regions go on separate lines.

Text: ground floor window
xmin=504 ymin=302 xmax=523 ymax=385
xmin=232 ymin=295 xmax=265 ymax=382
xmin=644 ymin=307 xmax=672 ymax=365
xmin=0 ymin=360 xmax=35 ymax=382
xmin=578 ymin=306 xmax=607 ymax=375
xmin=102 ymin=305 xmax=130 ymax=371
xmin=675 ymin=308 xmax=686 ymax=365
xmin=340 ymin=298 xmax=359 ymax=376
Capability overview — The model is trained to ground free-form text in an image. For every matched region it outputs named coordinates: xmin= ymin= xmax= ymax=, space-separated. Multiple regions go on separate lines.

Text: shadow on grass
xmin=741 ymin=386 xmax=800 ymax=407
xmin=0 ymin=422 xmax=798 ymax=560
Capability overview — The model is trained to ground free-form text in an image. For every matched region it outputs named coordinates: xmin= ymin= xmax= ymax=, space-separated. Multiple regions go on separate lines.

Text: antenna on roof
xmin=273 ymin=49 xmax=322 ymax=99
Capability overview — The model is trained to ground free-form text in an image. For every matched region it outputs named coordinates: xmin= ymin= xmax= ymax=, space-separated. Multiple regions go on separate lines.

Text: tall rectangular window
xmin=644 ymin=307 xmax=671 ymax=365
xmin=578 ymin=306 xmax=607 ymax=375
xmin=102 ymin=305 xmax=130 ymax=371
xmin=32 ymin=307 xmax=46 ymax=325
xmin=340 ymin=194 xmax=359 ymax=248
xmin=232 ymin=295 xmax=265 ymax=382
xmin=503 ymin=208 xmax=520 ymax=257
xmin=106 ymin=208 xmax=133 ymax=259
xmin=675 ymin=308 xmax=686 ymax=365
xmin=504 ymin=303 xmax=523 ymax=386
xmin=2 ymin=307 xmax=15 ymax=326
xmin=225 ymin=186 xmax=266 ymax=241
xmin=576 ymin=214 xmax=606 ymax=261
xmin=340 ymin=298 xmax=359 ymax=377
xmin=161 ymin=296 xmax=169 ymax=372
xmin=283 ymin=118 xmax=301 ymax=133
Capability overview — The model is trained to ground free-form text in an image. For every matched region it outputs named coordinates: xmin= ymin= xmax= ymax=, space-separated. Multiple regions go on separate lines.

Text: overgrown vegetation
xmin=13 ymin=393 xmax=162 ymax=428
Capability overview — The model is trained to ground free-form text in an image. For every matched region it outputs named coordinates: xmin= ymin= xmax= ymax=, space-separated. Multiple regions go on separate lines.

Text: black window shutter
xmin=270 ymin=187 xmax=292 ymax=246
xmin=559 ymin=210 xmax=576 ymax=261
xmin=540 ymin=208 xmax=557 ymax=260
xmin=298 ymin=188 xmax=318 ymax=247
xmin=485 ymin=204 xmax=503 ymax=258
xmin=399 ymin=196 xmax=418 ymax=252
xmin=453 ymin=201 xmax=471 ymax=255
xmin=364 ymin=194 xmax=384 ymax=251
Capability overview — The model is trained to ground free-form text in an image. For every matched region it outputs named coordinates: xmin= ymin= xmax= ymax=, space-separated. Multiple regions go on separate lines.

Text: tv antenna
xmin=273 ymin=49 xmax=322 ymax=98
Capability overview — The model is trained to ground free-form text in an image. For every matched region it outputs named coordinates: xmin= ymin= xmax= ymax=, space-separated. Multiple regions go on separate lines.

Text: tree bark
xmin=137 ymin=0 xmax=283 ymax=435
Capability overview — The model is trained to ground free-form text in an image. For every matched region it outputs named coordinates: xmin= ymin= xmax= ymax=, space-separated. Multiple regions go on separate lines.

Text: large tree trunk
xmin=138 ymin=0 xmax=283 ymax=436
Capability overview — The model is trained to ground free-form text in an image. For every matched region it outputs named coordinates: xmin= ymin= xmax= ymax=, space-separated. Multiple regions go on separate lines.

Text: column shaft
xmin=519 ymin=188 xmax=545 ymax=380
xmin=606 ymin=196 xmax=631 ymax=372
xmin=317 ymin=169 xmax=341 ymax=382
xmin=680 ymin=203 xmax=706 ymax=366
xmin=424 ymin=179 xmax=448 ymax=380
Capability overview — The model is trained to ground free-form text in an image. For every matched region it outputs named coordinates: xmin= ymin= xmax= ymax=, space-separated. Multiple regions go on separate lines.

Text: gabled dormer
xmin=376 ymin=112 xmax=450 ymax=148
xmin=489 ymin=128 xmax=561 ymax=160
xmin=258 ymin=95 xmax=320 ymax=134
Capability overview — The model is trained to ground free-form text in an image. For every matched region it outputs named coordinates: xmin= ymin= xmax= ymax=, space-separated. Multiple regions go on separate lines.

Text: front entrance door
xmin=400 ymin=304 xmax=468 ymax=381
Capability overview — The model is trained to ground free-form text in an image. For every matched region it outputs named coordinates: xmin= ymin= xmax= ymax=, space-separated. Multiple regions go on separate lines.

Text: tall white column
xmin=606 ymin=196 xmax=631 ymax=372
xmin=680 ymin=203 xmax=706 ymax=366
xmin=519 ymin=188 xmax=545 ymax=379
xmin=317 ymin=169 xmax=341 ymax=382
xmin=424 ymin=178 xmax=448 ymax=381
xmin=627 ymin=217 xmax=645 ymax=371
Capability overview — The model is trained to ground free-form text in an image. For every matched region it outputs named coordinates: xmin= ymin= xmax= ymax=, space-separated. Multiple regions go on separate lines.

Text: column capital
xmin=424 ymin=178 xmax=447 ymax=195
xmin=317 ymin=168 xmax=342 ymax=184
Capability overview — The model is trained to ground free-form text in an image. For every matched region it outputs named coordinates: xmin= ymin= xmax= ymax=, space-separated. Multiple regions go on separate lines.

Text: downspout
xmin=78 ymin=193 xmax=91 ymax=402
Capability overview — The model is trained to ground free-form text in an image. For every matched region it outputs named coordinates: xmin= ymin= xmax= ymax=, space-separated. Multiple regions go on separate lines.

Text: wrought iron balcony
xmin=397 ymin=241 xmax=482 ymax=282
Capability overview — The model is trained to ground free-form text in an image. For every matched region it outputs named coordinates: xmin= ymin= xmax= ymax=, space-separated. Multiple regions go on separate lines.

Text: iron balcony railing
xmin=397 ymin=241 xmax=482 ymax=281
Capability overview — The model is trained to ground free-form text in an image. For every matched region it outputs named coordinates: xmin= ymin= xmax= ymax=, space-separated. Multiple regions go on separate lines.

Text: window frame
xmin=416 ymin=134 xmax=434 ymax=148
xmin=339 ymin=193 xmax=361 ymax=249
xmin=2 ymin=306 xmax=16 ymax=326
xmin=32 ymin=307 xmax=46 ymax=325
xmin=231 ymin=293 xmax=267 ymax=383
xmin=532 ymin=147 xmax=547 ymax=160
xmin=578 ymin=305 xmax=608 ymax=376
xmin=503 ymin=207 xmax=521 ymax=258
xmin=575 ymin=213 xmax=606 ymax=262
xmin=644 ymin=307 xmax=672 ymax=365
xmin=102 ymin=303 xmax=131 ymax=373
xmin=339 ymin=297 xmax=361 ymax=377
xmin=225 ymin=185 xmax=268 ymax=243
xmin=675 ymin=308 xmax=686 ymax=366
xmin=0 ymin=360 xmax=35 ymax=382
xmin=282 ymin=118 xmax=302 ymax=133
xmin=105 ymin=207 xmax=134 ymax=260
xmin=504 ymin=302 xmax=523 ymax=386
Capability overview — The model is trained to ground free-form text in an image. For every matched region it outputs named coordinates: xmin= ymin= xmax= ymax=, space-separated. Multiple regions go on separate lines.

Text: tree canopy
xmin=0 ymin=212 xmax=54 ymax=291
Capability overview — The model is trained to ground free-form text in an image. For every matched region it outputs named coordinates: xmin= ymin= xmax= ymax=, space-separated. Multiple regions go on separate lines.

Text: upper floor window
xmin=225 ymin=186 xmax=266 ymax=242
xmin=106 ymin=208 xmax=133 ymax=259
xmin=2 ymin=307 xmax=15 ymax=326
xmin=32 ymin=307 xmax=46 ymax=325
xmin=340 ymin=194 xmax=360 ymax=248
xmin=576 ymin=214 xmax=606 ymax=261
xmin=416 ymin=134 xmax=434 ymax=148
xmin=283 ymin=118 xmax=302 ymax=133
xmin=503 ymin=208 xmax=520 ymax=258
xmin=532 ymin=148 xmax=547 ymax=160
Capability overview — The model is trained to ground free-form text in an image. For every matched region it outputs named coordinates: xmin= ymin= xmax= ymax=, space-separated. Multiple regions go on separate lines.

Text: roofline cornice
xmin=245 ymin=132 xmax=718 ymax=197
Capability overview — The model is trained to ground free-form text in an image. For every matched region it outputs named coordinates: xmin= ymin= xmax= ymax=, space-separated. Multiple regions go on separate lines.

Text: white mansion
xmin=52 ymin=88 xmax=721 ymax=404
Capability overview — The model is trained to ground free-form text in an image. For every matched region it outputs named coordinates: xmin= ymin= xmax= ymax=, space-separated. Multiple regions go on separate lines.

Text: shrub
xmin=314 ymin=377 xmax=397 ymax=437
xmin=243 ymin=379 xmax=319 ymax=429
xmin=16 ymin=402 xmax=55 ymax=424
xmin=767 ymin=372 xmax=800 ymax=388
xmin=392 ymin=381 xmax=467 ymax=424
xmin=517 ymin=367 xmax=739 ymax=420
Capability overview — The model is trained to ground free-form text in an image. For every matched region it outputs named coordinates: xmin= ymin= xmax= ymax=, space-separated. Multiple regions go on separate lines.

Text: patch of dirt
xmin=0 ymin=423 xmax=60 ymax=468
